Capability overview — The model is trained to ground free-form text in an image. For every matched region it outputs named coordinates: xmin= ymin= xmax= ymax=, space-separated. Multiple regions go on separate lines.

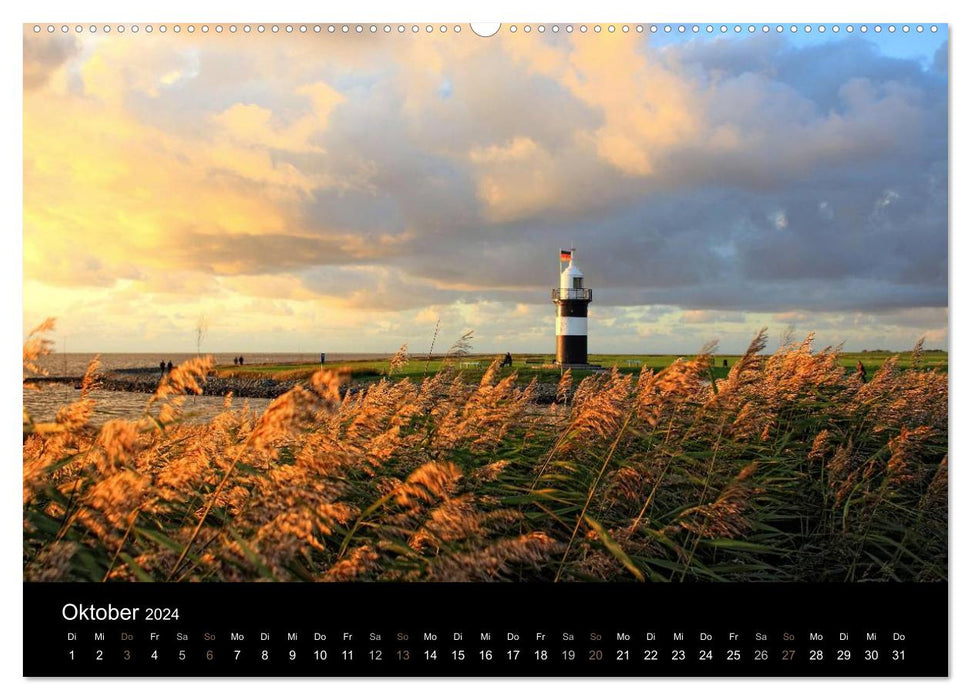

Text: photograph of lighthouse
xmin=23 ymin=24 xmax=947 ymax=584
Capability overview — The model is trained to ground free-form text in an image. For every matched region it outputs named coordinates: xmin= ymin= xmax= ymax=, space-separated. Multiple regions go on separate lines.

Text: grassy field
xmin=213 ymin=350 xmax=948 ymax=386
xmin=24 ymin=324 xmax=947 ymax=583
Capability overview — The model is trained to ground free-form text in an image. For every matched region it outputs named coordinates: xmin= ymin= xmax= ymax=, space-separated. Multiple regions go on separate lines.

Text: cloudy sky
xmin=23 ymin=26 xmax=948 ymax=354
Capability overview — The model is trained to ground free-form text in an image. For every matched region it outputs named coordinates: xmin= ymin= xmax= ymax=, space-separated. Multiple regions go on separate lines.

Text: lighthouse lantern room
xmin=552 ymin=248 xmax=592 ymax=366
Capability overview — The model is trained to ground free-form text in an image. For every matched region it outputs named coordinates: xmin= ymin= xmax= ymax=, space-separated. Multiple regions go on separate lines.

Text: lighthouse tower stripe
xmin=553 ymin=248 xmax=590 ymax=365
xmin=556 ymin=316 xmax=587 ymax=336
xmin=556 ymin=335 xmax=587 ymax=364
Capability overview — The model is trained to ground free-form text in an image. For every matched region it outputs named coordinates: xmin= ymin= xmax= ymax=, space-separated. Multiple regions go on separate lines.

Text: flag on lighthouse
xmin=560 ymin=249 xmax=572 ymax=263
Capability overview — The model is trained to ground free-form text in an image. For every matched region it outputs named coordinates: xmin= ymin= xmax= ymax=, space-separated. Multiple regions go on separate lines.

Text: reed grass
xmin=23 ymin=321 xmax=947 ymax=583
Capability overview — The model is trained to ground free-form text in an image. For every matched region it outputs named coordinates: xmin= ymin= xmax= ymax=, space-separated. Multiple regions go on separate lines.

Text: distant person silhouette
xmin=502 ymin=352 xmax=513 ymax=368
xmin=160 ymin=360 xmax=166 ymax=374
xmin=233 ymin=357 xmax=239 ymax=366
xmin=239 ymin=356 xmax=244 ymax=366
xmin=723 ymin=359 xmax=728 ymax=368
xmin=166 ymin=361 xmax=173 ymax=374
xmin=857 ymin=360 xmax=867 ymax=383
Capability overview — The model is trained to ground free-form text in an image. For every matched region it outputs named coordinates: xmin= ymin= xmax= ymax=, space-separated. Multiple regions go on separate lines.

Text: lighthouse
xmin=552 ymin=248 xmax=592 ymax=366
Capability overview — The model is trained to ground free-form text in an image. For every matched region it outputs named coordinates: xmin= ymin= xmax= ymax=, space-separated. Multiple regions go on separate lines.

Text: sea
xmin=24 ymin=352 xmax=389 ymax=425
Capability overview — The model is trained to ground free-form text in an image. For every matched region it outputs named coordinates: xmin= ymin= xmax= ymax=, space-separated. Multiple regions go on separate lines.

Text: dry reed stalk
xmin=427 ymin=532 xmax=561 ymax=582
xmin=554 ymin=402 xmax=638 ymax=582
xmin=22 ymin=321 xmax=948 ymax=583
xmin=22 ymin=318 xmax=56 ymax=382
xmin=388 ymin=343 xmax=409 ymax=375
xmin=168 ymin=370 xmax=344 ymax=578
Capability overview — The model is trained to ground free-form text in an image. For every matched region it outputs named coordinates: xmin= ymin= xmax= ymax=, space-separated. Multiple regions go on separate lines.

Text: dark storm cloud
xmin=281 ymin=33 xmax=947 ymax=315
xmin=23 ymin=32 xmax=79 ymax=90
xmin=29 ymin=31 xmax=946 ymax=319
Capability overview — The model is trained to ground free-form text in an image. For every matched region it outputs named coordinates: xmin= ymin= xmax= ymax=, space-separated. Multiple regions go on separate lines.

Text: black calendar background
xmin=23 ymin=582 xmax=947 ymax=677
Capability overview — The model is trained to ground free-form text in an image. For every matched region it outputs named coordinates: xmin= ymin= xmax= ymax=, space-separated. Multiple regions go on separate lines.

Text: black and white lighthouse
xmin=552 ymin=248 xmax=592 ymax=366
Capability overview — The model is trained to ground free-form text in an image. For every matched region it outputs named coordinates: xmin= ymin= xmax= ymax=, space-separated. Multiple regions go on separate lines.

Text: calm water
xmin=25 ymin=352 xmax=388 ymax=425
xmin=24 ymin=384 xmax=273 ymax=425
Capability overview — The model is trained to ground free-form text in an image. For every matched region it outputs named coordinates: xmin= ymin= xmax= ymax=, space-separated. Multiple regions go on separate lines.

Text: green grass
xmin=215 ymin=350 xmax=947 ymax=386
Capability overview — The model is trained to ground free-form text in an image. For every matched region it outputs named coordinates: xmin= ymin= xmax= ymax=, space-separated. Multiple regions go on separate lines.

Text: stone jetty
xmin=28 ymin=371 xmax=298 ymax=400
xmin=27 ymin=369 xmax=566 ymax=403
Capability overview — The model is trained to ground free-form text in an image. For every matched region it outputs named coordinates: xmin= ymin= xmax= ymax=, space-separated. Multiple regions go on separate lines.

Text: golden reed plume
xmin=23 ymin=324 xmax=947 ymax=583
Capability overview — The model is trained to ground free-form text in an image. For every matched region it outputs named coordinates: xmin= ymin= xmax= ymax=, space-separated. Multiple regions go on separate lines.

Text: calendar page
xmin=21 ymin=17 xmax=948 ymax=679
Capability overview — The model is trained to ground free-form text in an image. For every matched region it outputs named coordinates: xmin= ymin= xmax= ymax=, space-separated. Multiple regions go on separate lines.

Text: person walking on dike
xmin=160 ymin=360 xmax=166 ymax=375
xmin=239 ymin=356 xmax=244 ymax=366
xmin=233 ymin=357 xmax=239 ymax=366
xmin=502 ymin=352 xmax=513 ymax=368
xmin=166 ymin=360 xmax=173 ymax=374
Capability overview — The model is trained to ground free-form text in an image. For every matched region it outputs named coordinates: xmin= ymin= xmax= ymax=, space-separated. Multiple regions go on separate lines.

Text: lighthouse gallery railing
xmin=551 ymin=288 xmax=593 ymax=301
